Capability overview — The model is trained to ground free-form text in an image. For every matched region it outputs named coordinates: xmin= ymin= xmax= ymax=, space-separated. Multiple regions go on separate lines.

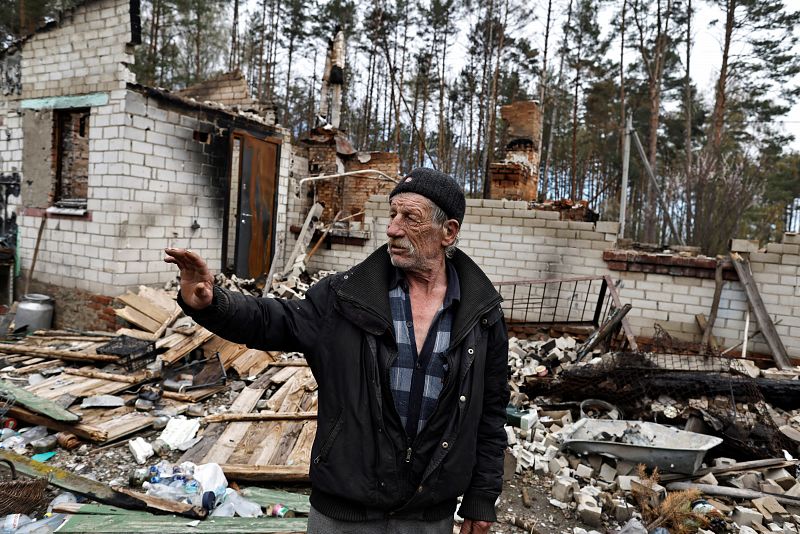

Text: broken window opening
xmin=52 ymin=108 xmax=90 ymax=211
xmin=193 ymin=130 xmax=211 ymax=144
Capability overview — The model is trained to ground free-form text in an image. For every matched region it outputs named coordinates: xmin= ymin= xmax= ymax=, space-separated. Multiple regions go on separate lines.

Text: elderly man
xmin=165 ymin=168 xmax=508 ymax=534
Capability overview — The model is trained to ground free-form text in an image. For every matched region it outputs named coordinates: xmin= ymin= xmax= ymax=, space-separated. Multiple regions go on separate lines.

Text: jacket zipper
xmin=313 ymin=409 xmax=345 ymax=465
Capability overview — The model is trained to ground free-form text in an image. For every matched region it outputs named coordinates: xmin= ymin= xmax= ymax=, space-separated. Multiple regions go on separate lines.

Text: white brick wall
xmin=297 ymin=197 xmax=800 ymax=358
xmin=12 ymin=85 xmax=291 ymax=295
xmin=16 ymin=0 xmax=134 ymax=100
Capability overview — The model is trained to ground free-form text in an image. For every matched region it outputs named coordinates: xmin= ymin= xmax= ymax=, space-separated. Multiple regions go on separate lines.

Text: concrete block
xmin=783 ymin=232 xmax=800 ymax=245
xmin=617 ymin=475 xmax=641 ymax=492
xmin=696 ymin=473 xmax=719 ymax=486
xmin=577 ymin=501 xmax=603 ymax=527
xmin=549 ymin=455 xmax=569 ymax=476
xmin=732 ymin=505 xmax=763 ymax=527
xmin=761 ymin=479 xmax=786 ymax=495
xmin=765 ymin=468 xmax=796 ymax=490
xmin=784 ymin=483 xmax=800 ymax=498
xmin=614 ymin=498 xmax=633 ymax=522
xmin=616 ymin=461 xmax=636 ymax=476
xmin=575 ymin=463 xmax=594 ymax=480
xmin=599 ymin=463 xmax=617 ymax=483
xmin=730 ymin=239 xmax=760 ymax=253
xmin=595 ymin=221 xmax=620 ymax=234
xmin=552 ymin=475 xmax=579 ymax=502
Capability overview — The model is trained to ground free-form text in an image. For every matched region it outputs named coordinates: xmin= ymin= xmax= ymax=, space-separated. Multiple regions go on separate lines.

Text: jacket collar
xmin=334 ymin=244 xmax=501 ymax=340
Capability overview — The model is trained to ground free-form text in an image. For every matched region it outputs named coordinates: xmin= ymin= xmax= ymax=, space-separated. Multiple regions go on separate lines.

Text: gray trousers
xmin=307 ymin=506 xmax=455 ymax=534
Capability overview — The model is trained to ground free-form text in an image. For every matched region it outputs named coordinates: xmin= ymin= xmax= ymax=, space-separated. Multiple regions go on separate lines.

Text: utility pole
xmin=618 ymin=115 xmax=631 ymax=239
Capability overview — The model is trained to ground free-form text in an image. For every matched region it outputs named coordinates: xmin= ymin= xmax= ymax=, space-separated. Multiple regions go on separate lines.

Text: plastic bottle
xmin=210 ymin=490 xmax=235 ymax=517
xmin=0 ymin=513 xmax=33 ymax=532
xmin=13 ymin=514 xmax=68 ymax=534
xmin=228 ymin=492 xmax=263 ymax=517
xmin=47 ymin=492 xmax=78 ymax=513
xmin=142 ymin=481 xmax=186 ymax=502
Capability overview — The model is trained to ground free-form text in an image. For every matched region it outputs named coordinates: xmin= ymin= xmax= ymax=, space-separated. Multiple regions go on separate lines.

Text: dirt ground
xmin=493 ymin=471 xmax=591 ymax=534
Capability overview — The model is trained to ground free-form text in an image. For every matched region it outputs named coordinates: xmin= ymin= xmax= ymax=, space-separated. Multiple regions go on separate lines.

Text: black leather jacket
xmin=181 ymin=245 xmax=509 ymax=522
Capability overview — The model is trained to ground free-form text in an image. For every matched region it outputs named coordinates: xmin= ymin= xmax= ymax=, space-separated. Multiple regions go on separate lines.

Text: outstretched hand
xmin=164 ymin=248 xmax=214 ymax=310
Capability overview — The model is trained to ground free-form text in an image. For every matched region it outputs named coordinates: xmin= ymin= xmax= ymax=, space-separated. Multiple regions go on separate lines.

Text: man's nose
xmin=387 ymin=217 xmax=403 ymax=238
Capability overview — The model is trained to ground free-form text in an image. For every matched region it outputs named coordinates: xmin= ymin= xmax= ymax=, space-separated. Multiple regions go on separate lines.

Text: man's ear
xmin=442 ymin=220 xmax=460 ymax=246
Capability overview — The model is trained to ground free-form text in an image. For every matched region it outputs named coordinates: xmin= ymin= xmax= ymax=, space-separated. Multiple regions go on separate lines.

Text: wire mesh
xmin=494 ymin=276 xmax=612 ymax=327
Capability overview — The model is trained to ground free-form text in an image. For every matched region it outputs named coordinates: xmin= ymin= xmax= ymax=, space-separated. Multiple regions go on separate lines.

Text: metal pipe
xmin=298 ymin=169 xmax=401 ymax=187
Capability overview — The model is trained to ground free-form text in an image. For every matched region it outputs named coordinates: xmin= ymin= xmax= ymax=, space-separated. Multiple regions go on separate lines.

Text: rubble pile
xmin=505 ymin=333 xmax=800 ymax=534
xmin=164 ymin=268 xmax=337 ymax=300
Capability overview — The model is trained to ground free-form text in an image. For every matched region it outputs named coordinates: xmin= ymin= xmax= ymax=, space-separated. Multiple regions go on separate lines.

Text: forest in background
xmin=2 ymin=0 xmax=800 ymax=254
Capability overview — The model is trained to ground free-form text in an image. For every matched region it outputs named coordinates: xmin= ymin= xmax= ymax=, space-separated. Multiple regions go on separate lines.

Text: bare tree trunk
xmin=711 ymin=0 xmax=735 ymax=152
xmin=482 ymin=0 xmax=507 ymax=199
xmin=542 ymin=0 xmax=573 ymax=201
xmin=437 ymin=23 xmax=451 ymax=172
xmin=537 ymin=0 xmax=553 ymax=200
xmin=230 ymin=0 xmax=239 ymax=71
xmin=570 ymin=17 xmax=584 ymax=200
xmin=683 ymin=0 xmax=693 ymax=241
xmin=149 ymin=0 xmax=162 ymax=86
xmin=396 ymin=22 xmax=409 ymax=159
xmin=256 ymin=0 xmax=267 ymax=100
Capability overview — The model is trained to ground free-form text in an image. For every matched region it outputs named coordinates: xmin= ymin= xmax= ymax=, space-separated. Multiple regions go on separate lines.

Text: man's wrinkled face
xmin=387 ymin=193 xmax=446 ymax=272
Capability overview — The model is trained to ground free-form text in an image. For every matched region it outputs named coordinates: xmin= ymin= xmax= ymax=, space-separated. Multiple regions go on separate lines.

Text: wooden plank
xmin=268 ymin=422 xmax=303 ymax=465
xmin=115 ymin=306 xmax=162 ymax=333
xmin=269 ymin=366 xmax=301 ymax=384
xmin=730 ymin=253 xmax=791 ymax=369
xmin=240 ymin=488 xmax=310 ymax=513
xmin=666 ymin=482 xmax=800 ymax=508
xmin=28 ymin=373 xmax=132 ymax=399
xmin=221 ymin=464 xmax=309 ymax=483
xmin=285 ymin=420 xmax=315 ymax=466
xmin=9 ymin=359 xmax=62 ymax=374
xmin=247 ymin=351 xmax=280 ymax=378
xmin=202 ymin=421 xmax=254 ymax=465
xmin=65 ymin=367 xmax=151 ymax=384
xmin=118 ymin=293 xmax=170 ymax=324
xmin=0 ymin=343 xmax=119 ymax=363
xmin=249 ymin=423 xmax=285 ymax=466
xmin=0 ymin=378 xmax=79 ymax=421
xmin=227 ymin=421 xmax=272 ymax=465
xmin=178 ymin=422 xmax=226 ymax=464
xmin=160 ymin=386 xmax=226 ymax=403
xmin=231 ymin=349 xmax=271 ymax=376
xmin=137 ymin=286 xmax=178 ymax=314
xmin=156 ymin=332 xmax=187 ymax=350
xmin=58 ymin=513 xmax=307 ymax=533
xmin=201 ymin=387 xmax=265 ymax=464
xmin=696 ymin=314 xmax=720 ymax=352
xmin=203 ymin=411 xmax=317 ymax=424
xmin=161 ymin=328 xmax=214 ymax=365
xmin=701 ymin=260 xmax=725 ymax=352
xmin=0 ymin=449 xmax=206 ymax=518
xmin=5 ymin=405 xmax=106 ymax=441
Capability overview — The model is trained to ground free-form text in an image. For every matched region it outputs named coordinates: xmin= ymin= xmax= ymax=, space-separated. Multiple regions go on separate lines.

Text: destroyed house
xmin=0 ymin=0 xmax=295 ymax=298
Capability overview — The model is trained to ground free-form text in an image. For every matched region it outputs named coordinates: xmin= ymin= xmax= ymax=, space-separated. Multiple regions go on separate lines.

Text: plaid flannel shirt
xmin=388 ymin=262 xmax=460 ymax=439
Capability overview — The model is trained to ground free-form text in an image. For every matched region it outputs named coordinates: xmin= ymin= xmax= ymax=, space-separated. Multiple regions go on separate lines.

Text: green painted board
xmin=58 ymin=514 xmax=308 ymax=533
xmin=20 ymin=92 xmax=109 ymax=110
xmin=0 ymin=379 xmax=79 ymax=421
xmin=241 ymin=488 xmax=310 ymax=514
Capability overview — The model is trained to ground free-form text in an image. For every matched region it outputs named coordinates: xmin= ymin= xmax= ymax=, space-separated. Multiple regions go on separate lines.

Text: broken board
xmin=8 ymin=395 xmax=188 ymax=442
xmin=57 ymin=504 xmax=307 ymax=533
xmin=0 ymin=378 xmax=79 ymax=421
xmin=181 ymin=368 xmax=317 ymax=481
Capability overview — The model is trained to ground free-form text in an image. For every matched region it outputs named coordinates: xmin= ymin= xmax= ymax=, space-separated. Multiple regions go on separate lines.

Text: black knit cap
xmin=389 ymin=167 xmax=466 ymax=224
